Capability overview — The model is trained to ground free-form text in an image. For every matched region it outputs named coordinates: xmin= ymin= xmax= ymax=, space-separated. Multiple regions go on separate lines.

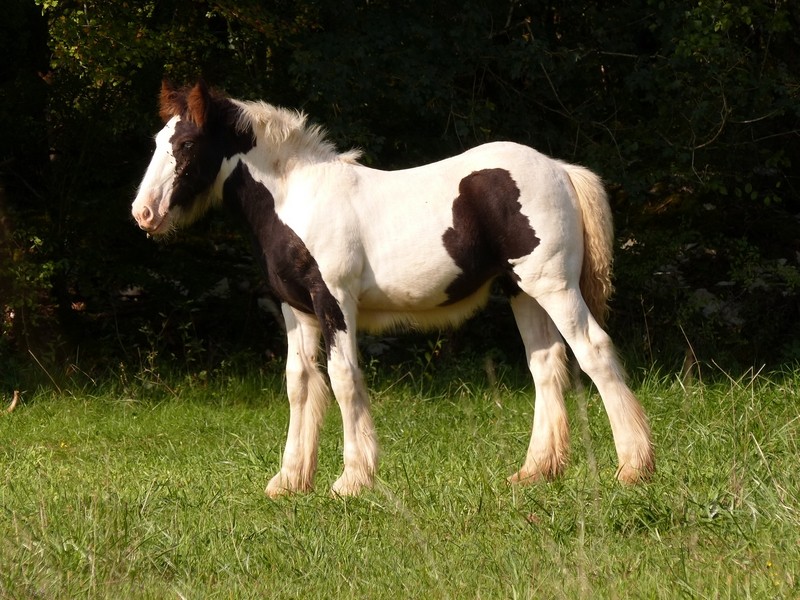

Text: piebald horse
xmin=132 ymin=81 xmax=654 ymax=497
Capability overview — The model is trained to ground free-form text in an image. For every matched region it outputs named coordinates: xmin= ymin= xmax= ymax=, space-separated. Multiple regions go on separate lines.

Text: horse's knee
xmin=284 ymin=362 xmax=307 ymax=395
xmin=327 ymin=348 xmax=367 ymax=400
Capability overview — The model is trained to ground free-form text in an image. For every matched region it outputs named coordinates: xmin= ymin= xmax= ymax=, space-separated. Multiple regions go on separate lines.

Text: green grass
xmin=2 ymin=363 xmax=799 ymax=598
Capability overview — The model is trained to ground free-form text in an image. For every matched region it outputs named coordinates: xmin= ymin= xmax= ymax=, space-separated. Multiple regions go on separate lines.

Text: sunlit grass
xmin=2 ymin=363 xmax=798 ymax=598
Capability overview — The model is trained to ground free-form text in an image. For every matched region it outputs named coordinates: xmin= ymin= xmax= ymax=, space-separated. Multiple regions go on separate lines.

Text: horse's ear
xmin=186 ymin=80 xmax=211 ymax=128
xmin=159 ymin=79 xmax=183 ymax=123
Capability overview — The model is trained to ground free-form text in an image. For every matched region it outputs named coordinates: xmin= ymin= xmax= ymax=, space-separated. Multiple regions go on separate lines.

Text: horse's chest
xmin=230 ymin=164 xmax=340 ymax=316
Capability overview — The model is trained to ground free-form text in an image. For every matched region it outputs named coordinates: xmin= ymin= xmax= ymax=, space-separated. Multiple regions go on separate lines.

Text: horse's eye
xmin=183 ymin=141 xmax=194 ymax=150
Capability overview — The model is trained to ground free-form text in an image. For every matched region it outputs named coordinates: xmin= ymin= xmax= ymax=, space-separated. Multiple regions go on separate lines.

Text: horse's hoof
xmin=265 ymin=471 xmax=312 ymax=498
xmin=507 ymin=470 xmax=547 ymax=485
xmin=265 ymin=478 xmax=293 ymax=499
xmin=615 ymin=461 xmax=654 ymax=484
xmin=330 ymin=472 xmax=372 ymax=497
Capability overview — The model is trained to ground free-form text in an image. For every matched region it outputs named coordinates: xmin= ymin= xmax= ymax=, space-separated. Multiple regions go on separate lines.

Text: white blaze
xmin=131 ymin=117 xmax=180 ymax=235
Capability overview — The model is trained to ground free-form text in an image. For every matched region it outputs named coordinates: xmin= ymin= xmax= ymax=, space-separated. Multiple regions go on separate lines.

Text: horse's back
xmin=351 ymin=140 xmax=582 ymax=266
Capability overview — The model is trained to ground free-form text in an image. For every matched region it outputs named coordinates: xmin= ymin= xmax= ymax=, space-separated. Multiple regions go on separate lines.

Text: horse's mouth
xmin=138 ymin=215 xmax=171 ymax=237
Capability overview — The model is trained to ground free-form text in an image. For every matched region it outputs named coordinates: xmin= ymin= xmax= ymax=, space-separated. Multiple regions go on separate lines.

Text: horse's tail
xmin=562 ymin=163 xmax=614 ymax=327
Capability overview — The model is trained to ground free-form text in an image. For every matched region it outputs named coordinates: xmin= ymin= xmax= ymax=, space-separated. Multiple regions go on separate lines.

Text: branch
xmin=693 ymin=90 xmax=729 ymax=150
xmin=6 ymin=390 xmax=20 ymax=413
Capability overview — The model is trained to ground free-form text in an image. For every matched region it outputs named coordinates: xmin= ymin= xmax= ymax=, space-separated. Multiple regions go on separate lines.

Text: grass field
xmin=2 ymin=361 xmax=799 ymax=598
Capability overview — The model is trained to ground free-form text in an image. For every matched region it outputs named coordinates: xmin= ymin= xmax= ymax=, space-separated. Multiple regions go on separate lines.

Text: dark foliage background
xmin=1 ymin=0 xmax=799 ymax=390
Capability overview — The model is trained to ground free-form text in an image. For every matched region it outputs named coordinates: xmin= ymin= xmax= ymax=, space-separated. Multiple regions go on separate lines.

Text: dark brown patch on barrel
xmin=441 ymin=169 xmax=539 ymax=304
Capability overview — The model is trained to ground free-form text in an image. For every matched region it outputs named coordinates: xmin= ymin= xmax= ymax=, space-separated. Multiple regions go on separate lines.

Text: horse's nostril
xmin=137 ymin=205 xmax=153 ymax=227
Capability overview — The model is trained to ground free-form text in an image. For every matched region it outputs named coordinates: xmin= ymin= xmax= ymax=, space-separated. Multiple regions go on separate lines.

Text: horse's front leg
xmin=266 ymin=306 xmax=330 ymax=498
xmin=324 ymin=305 xmax=378 ymax=497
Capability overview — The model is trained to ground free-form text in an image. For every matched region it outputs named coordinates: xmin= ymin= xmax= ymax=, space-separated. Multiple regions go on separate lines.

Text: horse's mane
xmin=232 ymin=100 xmax=362 ymax=166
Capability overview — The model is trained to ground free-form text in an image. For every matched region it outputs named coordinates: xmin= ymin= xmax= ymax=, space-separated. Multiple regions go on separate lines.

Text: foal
xmin=132 ymin=81 xmax=654 ymax=497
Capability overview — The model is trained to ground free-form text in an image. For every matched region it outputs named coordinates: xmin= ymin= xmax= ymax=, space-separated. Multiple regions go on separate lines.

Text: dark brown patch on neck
xmin=223 ymin=162 xmax=347 ymax=353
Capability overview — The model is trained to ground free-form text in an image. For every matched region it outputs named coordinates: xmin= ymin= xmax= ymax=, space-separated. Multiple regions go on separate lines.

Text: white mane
xmin=232 ymin=100 xmax=362 ymax=167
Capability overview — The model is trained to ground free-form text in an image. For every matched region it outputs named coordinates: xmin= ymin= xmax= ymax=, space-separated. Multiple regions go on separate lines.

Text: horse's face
xmin=132 ymin=81 xmax=224 ymax=236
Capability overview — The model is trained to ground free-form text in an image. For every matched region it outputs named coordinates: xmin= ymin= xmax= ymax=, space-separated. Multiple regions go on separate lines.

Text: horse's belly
xmin=357 ymin=253 xmax=463 ymax=311
xmin=357 ymin=283 xmax=447 ymax=311
xmin=356 ymin=281 xmax=492 ymax=333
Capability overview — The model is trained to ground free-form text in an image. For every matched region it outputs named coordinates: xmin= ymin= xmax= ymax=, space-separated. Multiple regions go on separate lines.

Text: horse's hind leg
xmin=534 ymin=287 xmax=654 ymax=483
xmin=509 ymin=294 xmax=571 ymax=483
xmin=266 ymin=307 xmax=329 ymax=497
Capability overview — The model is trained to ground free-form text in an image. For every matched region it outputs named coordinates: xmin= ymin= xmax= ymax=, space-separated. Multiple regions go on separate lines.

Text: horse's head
xmin=132 ymin=80 xmax=252 ymax=236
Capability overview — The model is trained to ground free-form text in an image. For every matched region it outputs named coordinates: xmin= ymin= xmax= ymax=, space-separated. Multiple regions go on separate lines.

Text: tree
xmin=2 ymin=0 xmax=798 ymax=377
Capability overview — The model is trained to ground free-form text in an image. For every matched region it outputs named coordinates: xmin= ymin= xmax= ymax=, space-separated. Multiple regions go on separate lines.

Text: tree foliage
xmin=1 ymin=0 xmax=798 ymax=380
